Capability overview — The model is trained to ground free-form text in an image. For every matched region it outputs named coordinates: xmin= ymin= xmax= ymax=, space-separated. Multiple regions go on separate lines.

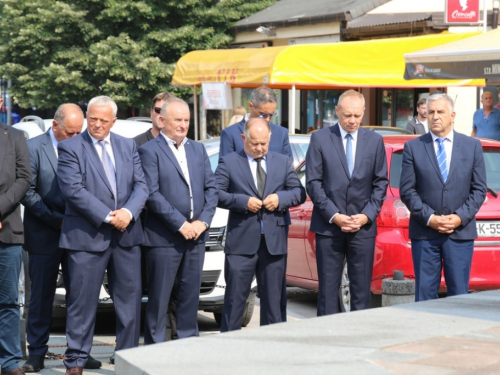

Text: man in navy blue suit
xmin=400 ymin=93 xmax=487 ymax=302
xmin=306 ymin=90 xmax=388 ymax=315
xmin=57 ymin=96 xmax=148 ymax=375
xmin=138 ymin=98 xmax=218 ymax=344
xmin=219 ymin=86 xmax=292 ymax=160
xmin=21 ymin=104 xmax=101 ymax=372
xmin=216 ymin=118 xmax=305 ymax=331
xmin=220 ymin=86 xmax=292 ymax=322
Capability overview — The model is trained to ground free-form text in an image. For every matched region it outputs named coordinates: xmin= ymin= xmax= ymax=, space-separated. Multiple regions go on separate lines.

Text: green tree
xmin=0 ymin=0 xmax=274 ymax=110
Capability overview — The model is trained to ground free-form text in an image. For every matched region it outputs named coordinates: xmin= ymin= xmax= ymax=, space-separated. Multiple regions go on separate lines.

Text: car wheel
xmin=338 ymin=259 xmax=351 ymax=312
xmin=213 ymin=293 xmax=256 ymax=328
xmin=241 ymin=293 xmax=256 ymax=327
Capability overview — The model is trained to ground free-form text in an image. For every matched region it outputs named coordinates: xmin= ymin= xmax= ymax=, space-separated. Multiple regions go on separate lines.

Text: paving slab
xmin=116 ymin=290 xmax=500 ymax=375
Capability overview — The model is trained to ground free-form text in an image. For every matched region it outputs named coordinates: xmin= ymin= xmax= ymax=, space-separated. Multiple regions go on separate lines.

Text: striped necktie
xmin=436 ymin=137 xmax=448 ymax=182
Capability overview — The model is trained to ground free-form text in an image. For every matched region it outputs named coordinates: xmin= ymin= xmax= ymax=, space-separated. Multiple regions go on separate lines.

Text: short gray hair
xmin=250 ymin=86 xmax=277 ymax=109
xmin=160 ymin=97 xmax=188 ymax=116
xmin=338 ymin=90 xmax=365 ymax=107
xmin=244 ymin=117 xmax=271 ymax=138
xmin=88 ymin=96 xmax=118 ymax=117
xmin=427 ymin=93 xmax=454 ymax=112
xmin=54 ymin=103 xmax=83 ymax=127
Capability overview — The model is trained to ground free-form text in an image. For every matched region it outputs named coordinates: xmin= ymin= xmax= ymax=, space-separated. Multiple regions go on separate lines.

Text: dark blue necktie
xmin=345 ymin=133 xmax=354 ymax=178
xmin=436 ymin=137 xmax=448 ymax=182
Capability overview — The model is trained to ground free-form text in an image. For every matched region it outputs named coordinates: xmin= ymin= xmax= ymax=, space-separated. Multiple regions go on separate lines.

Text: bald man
xmin=215 ymin=118 xmax=305 ymax=332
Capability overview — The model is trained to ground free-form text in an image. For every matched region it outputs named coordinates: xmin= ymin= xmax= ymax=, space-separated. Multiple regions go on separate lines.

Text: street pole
xmin=493 ymin=0 xmax=499 ymax=29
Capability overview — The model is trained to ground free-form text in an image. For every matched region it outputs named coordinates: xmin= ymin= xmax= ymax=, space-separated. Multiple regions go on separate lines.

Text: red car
xmin=287 ymin=135 xmax=500 ymax=311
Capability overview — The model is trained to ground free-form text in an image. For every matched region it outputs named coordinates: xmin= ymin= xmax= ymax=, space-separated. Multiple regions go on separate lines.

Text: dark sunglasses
xmin=259 ymin=112 xmax=277 ymax=119
xmin=152 ymin=107 xmax=162 ymax=114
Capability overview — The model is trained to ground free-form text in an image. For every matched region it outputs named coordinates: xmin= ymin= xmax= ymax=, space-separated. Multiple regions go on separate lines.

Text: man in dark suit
xmin=21 ymin=104 xmax=101 ymax=372
xmin=219 ymin=86 xmax=292 ymax=322
xmin=400 ymin=93 xmax=487 ymax=302
xmin=219 ymin=86 xmax=292 ymax=160
xmin=57 ymin=96 xmax=148 ymax=375
xmin=138 ymin=98 xmax=218 ymax=344
xmin=306 ymin=90 xmax=388 ymax=316
xmin=133 ymin=91 xmax=179 ymax=342
xmin=216 ymin=118 xmax=305 ymax=332
xmin=0 ymin=91 xmax=31 ymax=375
xmin=406 ymin=98 xmax=428 ymax=135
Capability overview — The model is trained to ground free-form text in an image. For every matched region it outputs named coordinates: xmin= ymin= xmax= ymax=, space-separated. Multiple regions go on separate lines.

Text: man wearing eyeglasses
xmin=134 ymin=92 xmax=176 ymax=147
xmin=220 ymin=86 xmax=292 ymax=160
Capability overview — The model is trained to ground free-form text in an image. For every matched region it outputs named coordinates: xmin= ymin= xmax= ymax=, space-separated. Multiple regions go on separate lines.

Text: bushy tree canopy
xmin=0 ymin=0 xmax=274 ymax=109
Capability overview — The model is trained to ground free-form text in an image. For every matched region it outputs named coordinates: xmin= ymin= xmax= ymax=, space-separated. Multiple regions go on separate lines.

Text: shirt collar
xmin=338 ymin=124 xmax=358 ymax=141
xmin=430 ymin=129 xmax=454 ymax=142
xmin=161 ymin=132 xmax=188 ymax=147
xmin=49 ymin=127 xmax=58 ymax=148
xmin=89 ymin=132 xmax=112 ymax=145
xmin=246 ymin=153 xmax=267 ymax=162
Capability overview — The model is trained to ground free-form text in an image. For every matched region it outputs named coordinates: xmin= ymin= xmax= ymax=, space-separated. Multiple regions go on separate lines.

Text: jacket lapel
xmin=353 ymin=128 xmax=367 ymax=179
xmin=237 ymin=150 xmax=259 ymax=196
xmin=41 ymin=132 xmax=58 ymax=173
xmin=0 ymin=123 xmax=9 ymax=178
xmin=330 ymin=124 xmax=350 ymax=179
xmin=447 ymin=130 xmax=461 ymax=183
xmin=157 ymin=135 xmax=188 ymax=185
xmin=81 ymin=131 xmax=114 ymax=194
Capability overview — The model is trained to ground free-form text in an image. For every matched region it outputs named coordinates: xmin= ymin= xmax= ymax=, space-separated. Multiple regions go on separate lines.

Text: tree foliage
xmin=0 ymin=0 xmax=274 ymax=109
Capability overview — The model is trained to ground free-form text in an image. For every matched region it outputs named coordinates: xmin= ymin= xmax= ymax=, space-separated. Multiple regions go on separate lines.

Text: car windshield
xmin=389 ymin=150 xmax=500 ymax=193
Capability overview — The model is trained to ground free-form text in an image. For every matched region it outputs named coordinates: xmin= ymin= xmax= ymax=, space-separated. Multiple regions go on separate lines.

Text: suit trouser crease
xmin=316 ymin=233 xmax=375 ymax=315
xmin=64 ymin=236 xmax=141 ymax=368
xmin=221 ymin=238 xmax=286 ymax=332
xmin=412 ymin=237 xmax=473 ymax=301
xmin=0 ymin=244 xmax=23 ymax=374
xmin=144 ymin=242 xmax=204 ymax=344
xmin=27 ymin=248 xmax=68 ymax=356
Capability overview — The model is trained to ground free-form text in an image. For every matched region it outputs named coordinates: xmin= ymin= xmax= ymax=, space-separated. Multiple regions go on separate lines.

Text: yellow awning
xmin=172 ymin=32 xmax=485 ymax=89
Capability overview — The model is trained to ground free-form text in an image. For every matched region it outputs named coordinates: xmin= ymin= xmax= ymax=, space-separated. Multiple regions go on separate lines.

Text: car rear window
xmin=389 ymin=149 xmax=500 ymax=193
xmin=389 ymin=152 xmax=403 ymax=189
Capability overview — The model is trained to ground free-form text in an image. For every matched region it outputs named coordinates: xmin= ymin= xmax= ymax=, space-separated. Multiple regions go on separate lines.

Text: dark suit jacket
xmin=306 ymin=124 xmax=388 ymax=238
xmin=219 ymin=119 xmax=292 ymax=160
xmin=22 ymin=131 xmax=65 ymax=254
xmin=216 ymin=150 xmax=305 ymax=256
xmin=406 ymin=117 xmax=426 ymax=135
xmin=0 ymin=122 xmax=31 ymax=244
xmin=57 ymin=130 xmax=148 ymax=251
xmin=138 ymin=135 xmax=218 ymax=247
xmin=400 ymin=131 xmax=487 ymax=240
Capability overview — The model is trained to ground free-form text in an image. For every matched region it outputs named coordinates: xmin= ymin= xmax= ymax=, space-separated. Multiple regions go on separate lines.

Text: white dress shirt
xmin=49 ymin=127 xmax=59 ymax=157
xmin=161 ymin=133 xmax=194 ymax=220
xmin=430 ymin=130 xmax=453 ymax=173
xmin=246 ymin=153 xmax=267 ymax=188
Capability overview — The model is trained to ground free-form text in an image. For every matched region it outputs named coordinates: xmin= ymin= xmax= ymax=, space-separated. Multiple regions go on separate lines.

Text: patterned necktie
xmin=255 ymin=157 xmax=266 ymax=199
xmin=436 ymin=137 xmax=448 ymax=182
xmin=98 ymin=140 xmax=117 ymax=204
xmin=345 ymin=133 xmax=354 ymax=178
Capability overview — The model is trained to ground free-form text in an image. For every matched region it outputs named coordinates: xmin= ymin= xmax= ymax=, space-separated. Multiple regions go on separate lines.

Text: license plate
xmin=476 ymin=221 xmax=500 ymax=237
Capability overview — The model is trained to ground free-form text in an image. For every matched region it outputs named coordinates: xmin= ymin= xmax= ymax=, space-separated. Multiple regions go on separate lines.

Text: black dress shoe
xmin=84 ymin=355 xmax=102 ymax=369
xmin=22 ymin=355 xmax=44 ymax=372
xmin=110 ymin=353 xmax=115 ymax=365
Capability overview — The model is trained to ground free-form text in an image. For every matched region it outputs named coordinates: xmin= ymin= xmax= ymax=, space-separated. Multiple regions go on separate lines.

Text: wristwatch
xmin=203 ymin=221 xmax=209 ymax=229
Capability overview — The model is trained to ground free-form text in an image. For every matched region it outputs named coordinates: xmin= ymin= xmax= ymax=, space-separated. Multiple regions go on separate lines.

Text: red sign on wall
xmin=445 ymin=0 xmax=480 ymax=23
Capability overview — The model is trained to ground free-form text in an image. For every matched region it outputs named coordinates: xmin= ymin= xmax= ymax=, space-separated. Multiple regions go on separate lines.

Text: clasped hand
xmin=109 ymin=209 xmax=131 ymax=232
xmin=179 ymin=220 xmax=207 ymax=241
xmin=247 ymin=194 xmax=279 ymax=213
xmin=333 ymin=214 xmax=369 ymax=233
xmin=429 ymin=214 xmax=461 ymax=234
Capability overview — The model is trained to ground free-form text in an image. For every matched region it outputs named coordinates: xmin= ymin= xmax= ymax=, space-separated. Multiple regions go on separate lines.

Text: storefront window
xmin=377 ymin=88 xmax=415 ymax=128
xmin=302 ymin=90 xmax=342 ymax=133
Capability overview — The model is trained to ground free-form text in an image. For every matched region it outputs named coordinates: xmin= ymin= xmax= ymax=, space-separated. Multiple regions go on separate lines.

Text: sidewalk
xmin=117 ymin=290 xmax=500 ymax=375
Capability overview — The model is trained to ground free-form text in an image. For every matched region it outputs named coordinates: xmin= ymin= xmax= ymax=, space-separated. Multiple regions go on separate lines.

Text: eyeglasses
xmin=152 ymin=107 xmax=162 ymax=114
xmin=259 ymin=112 xmax=277 ymax=119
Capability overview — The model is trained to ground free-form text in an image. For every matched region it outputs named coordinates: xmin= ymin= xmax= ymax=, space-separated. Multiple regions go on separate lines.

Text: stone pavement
xmin=116 ymin=290 xmax=500 ymax=375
